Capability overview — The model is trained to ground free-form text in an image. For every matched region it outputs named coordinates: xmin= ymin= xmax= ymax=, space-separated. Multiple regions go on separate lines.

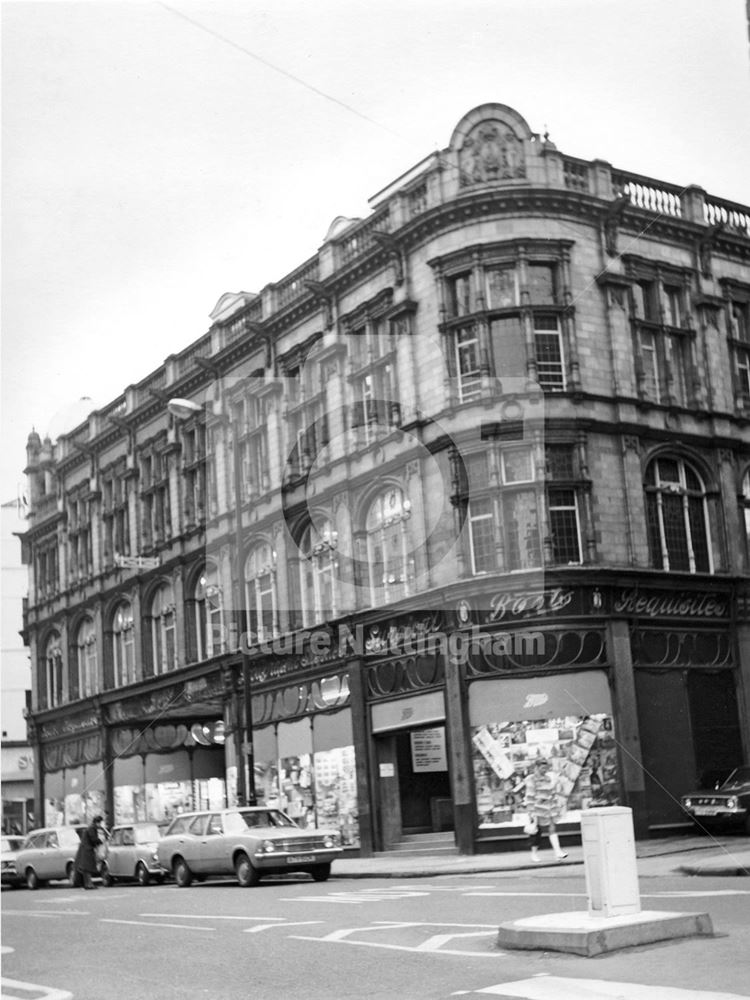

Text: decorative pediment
xmin=209 ymin=291 xmax=258 ymax=324
xmin=450 ymin=104 xmax=532 ymax=188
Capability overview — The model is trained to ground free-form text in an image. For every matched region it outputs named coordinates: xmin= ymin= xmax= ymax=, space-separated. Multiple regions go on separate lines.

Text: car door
xmin=119 ymin=826 xmax=136 ymax=878
xmin=185 ymin=815 xmax=209 ymax=873
xmin=197 ymin=814 xmax=230 ymax=874
xmin=39 ymin=831 xmax=60 ymax=879
xmin=108 ymin=828 xmax=124 ymax=877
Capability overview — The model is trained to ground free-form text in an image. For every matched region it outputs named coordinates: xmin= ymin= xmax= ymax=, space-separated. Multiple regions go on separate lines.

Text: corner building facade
xmin=21 ymin=104 xmax=750 ymax=853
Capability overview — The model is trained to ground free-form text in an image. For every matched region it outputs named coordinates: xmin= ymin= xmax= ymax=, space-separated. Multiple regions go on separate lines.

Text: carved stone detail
xmin=459 ymin=121 xmax=525 ymax=186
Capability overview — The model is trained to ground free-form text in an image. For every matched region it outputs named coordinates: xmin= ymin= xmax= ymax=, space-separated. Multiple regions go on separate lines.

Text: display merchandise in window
xmin=471 ymin=714 xmax=619 ymax=829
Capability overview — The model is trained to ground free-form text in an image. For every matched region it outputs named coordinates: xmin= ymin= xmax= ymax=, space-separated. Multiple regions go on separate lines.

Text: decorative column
xmin=607 ymin=619 xmax=648 ymax=839
xmin=347 ymin=659 xmax=374 ymax=856
xmin=444 ymin=645 xmax=474 ymax=854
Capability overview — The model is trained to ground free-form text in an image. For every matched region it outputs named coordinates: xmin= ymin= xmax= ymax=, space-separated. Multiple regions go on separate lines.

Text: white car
xmin=14 ymin=826 xmax=85 ymax=889
xmin=1 ymin=835 xmax=26 ymax=888
xmin=100 ymin=822 xmax=166 ymax=886
xmin=156 ymin=807 xmax=342 ymax=887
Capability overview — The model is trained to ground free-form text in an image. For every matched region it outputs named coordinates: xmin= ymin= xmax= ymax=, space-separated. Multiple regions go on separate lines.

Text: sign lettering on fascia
xmin=613 ymin=588 xmax=728 ymax=619
xmin=487 ymin=587 xmax=574 ymax=622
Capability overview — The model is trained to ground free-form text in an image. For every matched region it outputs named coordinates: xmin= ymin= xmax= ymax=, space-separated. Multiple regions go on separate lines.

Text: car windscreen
xmin=134 ymin=824 xmax=162 ymax=844
xmin=722 ymin=767 xmax=750 ymax=789
xmin=59 ymin=829 xmax=83 ymax=848
xmin=225 ymin=810 xmax=299 ymax=833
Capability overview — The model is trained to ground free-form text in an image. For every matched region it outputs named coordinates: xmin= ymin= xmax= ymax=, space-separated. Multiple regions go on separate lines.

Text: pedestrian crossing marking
xmin=466 ymin=976 xmax=750 ymax=999
xmin=0 ymin=977 xmax=72 ymax=1000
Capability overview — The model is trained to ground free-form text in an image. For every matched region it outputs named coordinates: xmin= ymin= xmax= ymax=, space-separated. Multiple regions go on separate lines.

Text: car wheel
xmin=310 ymin=863 xmax=331 ymax=882
xmin=136 ymin=862 xmax=150 ymax=887
xmin=26 ymin=868 xmax=40 ymax=890
xmin=235 ymin=852 xmax=260 ymax=887
xmin=100 ymin=864 xmax=113 ymax=887
xmin=172 ymin=857 xmax=193 ymax=888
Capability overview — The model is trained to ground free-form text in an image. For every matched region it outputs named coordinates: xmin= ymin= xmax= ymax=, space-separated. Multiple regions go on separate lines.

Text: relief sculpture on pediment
xmin=460 ymin=121 xmax=526 ymax=186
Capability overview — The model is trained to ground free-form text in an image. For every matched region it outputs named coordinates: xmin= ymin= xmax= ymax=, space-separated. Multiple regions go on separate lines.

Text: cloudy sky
xmin=2 ymin=0 xmax=749 ymax=503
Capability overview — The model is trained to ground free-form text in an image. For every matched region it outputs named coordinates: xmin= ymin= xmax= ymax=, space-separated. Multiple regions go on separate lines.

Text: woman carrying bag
xmin=524 ymin=757 xmax=568 ymax=862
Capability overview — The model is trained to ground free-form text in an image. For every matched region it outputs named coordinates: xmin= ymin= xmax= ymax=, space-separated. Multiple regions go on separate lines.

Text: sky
xmin=2 ymin=0 xmax=749 ymax=506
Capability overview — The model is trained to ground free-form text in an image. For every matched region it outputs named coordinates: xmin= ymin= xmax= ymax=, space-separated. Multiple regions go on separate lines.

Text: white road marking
xmin=289 ymin=920 xmax=505 ymax=958
xmin=468 ymin=889 xmax=750 ymax=899
xmin=467 ymin=892 xmax=586 ymax=898
xmin=644 ymin=890 xmax=750 ymax=898
xmin=140 ymin=913 xmax=284 ymax=921
xmin=244 ymin=921 xmax=323 ymax=933
xmin=101 ymin=918 xmax=213 ymax=931
xmin=282 ymin=889 xmax=432 ymax=904
xmin=415 ymin=930 xmax=497 ymax=951
xmin=469 ymin=976 xmax=750 ymax=999
xmin=0 ymin=977 xmax=72 ymax=1000
xmin=1 ymin=910 xmax=89 ymax=918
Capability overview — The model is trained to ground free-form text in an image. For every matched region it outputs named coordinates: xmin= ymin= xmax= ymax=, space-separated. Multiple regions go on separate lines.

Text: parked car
xmin=14 ymin=825 xmax=86 ymax=889
xmin=156 ymin=807 xmax=342 ymax=887
xmin=1 ymin=835 xmax=26 ymax=888
xmin=100 ymin=822 xmax=165 ymax=886
xmin=681 ymin=765 xmax=750 ymax=834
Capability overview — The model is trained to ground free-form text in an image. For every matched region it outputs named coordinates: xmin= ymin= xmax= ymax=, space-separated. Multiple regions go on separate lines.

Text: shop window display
xmin=471 ymin=714 xmax=619 ymax=829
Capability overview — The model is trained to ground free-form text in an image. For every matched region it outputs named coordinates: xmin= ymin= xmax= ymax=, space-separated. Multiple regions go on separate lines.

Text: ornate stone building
xmin=20 ymin=104 xmax=750 ymax=854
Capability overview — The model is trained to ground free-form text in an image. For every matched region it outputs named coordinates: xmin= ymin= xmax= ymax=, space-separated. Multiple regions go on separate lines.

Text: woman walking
xmin=524 ymin=757 xmax=568 ymax=862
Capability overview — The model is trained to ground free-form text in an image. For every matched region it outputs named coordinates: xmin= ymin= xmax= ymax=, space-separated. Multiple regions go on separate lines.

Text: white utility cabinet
xmin=580 ymin=806 xmax=641 ymax=918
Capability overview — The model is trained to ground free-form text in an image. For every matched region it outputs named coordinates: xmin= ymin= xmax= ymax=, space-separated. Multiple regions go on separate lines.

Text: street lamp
xmin=167 ymin=397 xmax=256 ymax=805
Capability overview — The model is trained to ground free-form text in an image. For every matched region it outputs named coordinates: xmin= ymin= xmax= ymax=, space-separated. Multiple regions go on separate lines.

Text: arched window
xmin=366 ymin=487 xmax=413 ymax=603
xmin=244 ymin=543 xmax=277 ymax=644
xmin=44 ymin=632 xmax=63 ymax=708
xmin=75 ymin=618 xmax=97 ymax=698
xmin=112 ymin=602 xmax=136 ymax=687
xmin=195 ymin=562 xmax=225 ymax=661
xmin=151 ymin=582 xmax=177 ymax=674
xmin=299 ymin=520 xmax=338 ymax=626
xmin=742 ymin=469 xmax=750 ymax=561
xmin=645 ymin=456 xmax=711 ymax=573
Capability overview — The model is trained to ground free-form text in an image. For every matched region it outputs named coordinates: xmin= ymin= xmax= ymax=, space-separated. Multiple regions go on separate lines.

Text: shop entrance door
xmin=376 ymin=725 xmax=453 ymax=845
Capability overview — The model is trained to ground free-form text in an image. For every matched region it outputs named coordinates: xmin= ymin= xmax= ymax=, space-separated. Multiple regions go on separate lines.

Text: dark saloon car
xmin=681 ymin=766 xmax=750 ymax=834
xmin=156 ymin=807 xmax=342 ymax=887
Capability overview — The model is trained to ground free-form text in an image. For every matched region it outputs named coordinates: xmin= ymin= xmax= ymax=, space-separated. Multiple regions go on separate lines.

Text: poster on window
xmin=471 ymin=714 xmax=619 ymax=828
xmin=313 ymin=745 xmax=359 ymax=847
xmin=411 ymin=728 xmax=448 ymax=773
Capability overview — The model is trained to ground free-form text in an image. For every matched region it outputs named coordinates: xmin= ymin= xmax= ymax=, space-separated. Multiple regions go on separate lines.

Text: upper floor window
xmin=35 ymin=541 xmax=59 ymax=602
xmin=102 ymin=471 xmax=130 ymax=567
xmin=140 ymin=450 xmax=171 ymax=547
xmin=644 ymin=456 xmax=711 ymax=574
xmin=299 ymin=520 xmax=339 ymax=626
xmin=67 ymin=493 xmax=93 ymax=583
xmin=234 ymin=386 xmax=270 ymax=500
xmin=194 ymin=562 xmax=225 ymax=661
xmin=150 ymin=582 xmax=177 ymax=675
xmin=112 ymin=601 xmax=136 ymax=687
xmin=244 ymin=543 xmax=277 ymax=644
xmin=43 ymin=632 xmax=63 ymax=709
xmin=181 ymin=423 xmax=206 ymax=528
xmin=630 ymin=271 xmax=693 ymax=407
xmin=286 ymin=361 xmax=329 ymax=480
xmin=441 ymin=249 xmax=567 ymax=397
xmin=728 ymin=298 xmax=750 ymax=406
xmin=75 ymin=618 xmax=97 ymax=699
xmin=365 ymin=488 xmax=414 ymax=604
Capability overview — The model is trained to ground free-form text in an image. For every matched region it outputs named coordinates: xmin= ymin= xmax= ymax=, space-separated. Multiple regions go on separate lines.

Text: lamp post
xmin=167 ymin=397 xmax=256 ymax=806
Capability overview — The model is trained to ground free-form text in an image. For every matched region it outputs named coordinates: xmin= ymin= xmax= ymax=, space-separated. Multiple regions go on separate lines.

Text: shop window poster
xmin=472 ymin=714 xmax=619 ymax=828
xmin=314 ymin=745 xmax=359 ymax=848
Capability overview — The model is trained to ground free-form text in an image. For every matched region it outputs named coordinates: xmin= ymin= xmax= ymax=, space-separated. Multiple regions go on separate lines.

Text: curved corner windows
xmin=299 ymin=520 xmax=339 ymax=626
xmin=43 ymin=632 xmax=63 ymax=709
xmin=645 ymin=457 xmax=712 ymax=573
xmin=244 ymin=543 xmax=277 ymax=644
xmin=75 ymin=618 xmax=97 ymax=699
xmin=151 ymin=582 xmax=177 ymax=675
xmin=366 ymin=488 xmax=413 ymax=604
xmin=112 ymin=602 xmax=136 ymax=687
xmin=195 ymin=562 xmax=225 ymax=662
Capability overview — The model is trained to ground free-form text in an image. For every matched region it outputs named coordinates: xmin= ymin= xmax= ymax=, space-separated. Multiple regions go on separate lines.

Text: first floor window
xmin=44 ymin=633 xmax=64 ymax=708
xmin=76 ymin=618 xmax=97 ymax=698
xmin=455 ymin=326 xmax=482 ymax=401
xmin=245 ymin=544 xmax=277 ymax=643
xmin=645 ymin=456 xmax=711 ymax=573
xmin=533 ymin=315 xmax=565 ymax=390
xmin=366 ymin=488 xmax=413 ymax=603
xmin=113 ymin=602 xmax=136 ymax=686
xmin=195 ymin=562 xmax=225 ymax=661
xmin=547 ymin=488 xmax=582 ymax=564
xmin=299 ymin=521 xmax=339 ymax=625
xmin=151 ymin=582 xmax=177 ymax=674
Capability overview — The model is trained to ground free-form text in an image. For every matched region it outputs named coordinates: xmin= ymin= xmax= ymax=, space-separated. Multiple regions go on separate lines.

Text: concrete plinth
xmin=497 ymin=909 xmax=714 ymax=957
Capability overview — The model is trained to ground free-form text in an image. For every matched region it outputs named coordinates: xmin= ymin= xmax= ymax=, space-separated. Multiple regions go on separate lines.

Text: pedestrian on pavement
xmin=524 ymin=757 xmax=568 ymax=862
xmin=75 ymin=815 xmax=105 ymax=889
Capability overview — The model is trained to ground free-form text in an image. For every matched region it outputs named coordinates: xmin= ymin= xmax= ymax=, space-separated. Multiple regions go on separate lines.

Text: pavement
xmin=333 ymin=834 xmax=750 ymax=880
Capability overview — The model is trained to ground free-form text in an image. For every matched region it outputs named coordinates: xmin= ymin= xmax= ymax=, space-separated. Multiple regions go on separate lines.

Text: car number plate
xmin=692 ymin=807 xmax=720 ymax=815
xmin=286 ymin=854 xmax=315 ymax=864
